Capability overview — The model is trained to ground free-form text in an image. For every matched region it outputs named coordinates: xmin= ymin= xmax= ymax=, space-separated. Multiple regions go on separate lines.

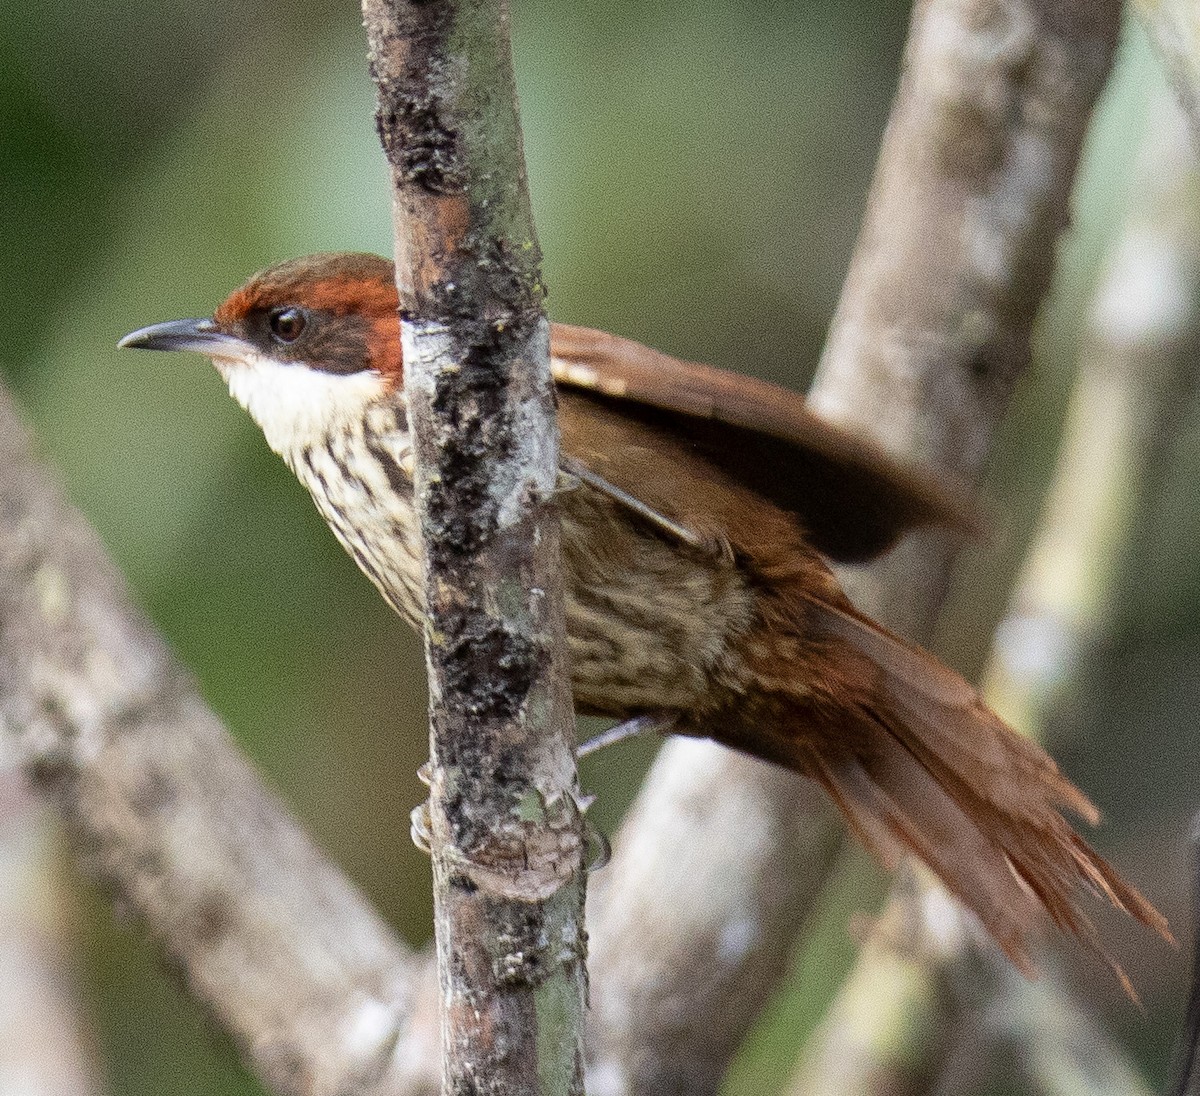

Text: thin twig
xmin=362 ymin=2 xmax=586 ymax=1093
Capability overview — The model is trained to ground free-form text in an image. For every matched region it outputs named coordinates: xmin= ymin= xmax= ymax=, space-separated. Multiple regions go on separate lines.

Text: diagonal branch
xmin=584 ymin=1 xmax=1121 ymax=1093
xmin=812 ymin=0 xmax=1122 ymax=631
xmin=798 ymin=18 xmax=1197 ymax=1096
xmin=0 ymin=384 xmax=439 ymax=1096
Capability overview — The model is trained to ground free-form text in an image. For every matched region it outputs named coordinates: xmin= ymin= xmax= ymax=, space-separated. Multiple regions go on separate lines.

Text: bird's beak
xmin=118 ymin=318 xmax=251 ymax=358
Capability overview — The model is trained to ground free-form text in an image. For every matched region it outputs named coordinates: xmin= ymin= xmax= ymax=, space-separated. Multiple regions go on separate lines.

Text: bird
xmin=120 ymin=250 xmax=1169 ymax=983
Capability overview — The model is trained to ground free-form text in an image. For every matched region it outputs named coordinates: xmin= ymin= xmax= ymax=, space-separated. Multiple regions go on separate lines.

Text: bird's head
xmin=119 ymin=252 xmax=402 ymax=456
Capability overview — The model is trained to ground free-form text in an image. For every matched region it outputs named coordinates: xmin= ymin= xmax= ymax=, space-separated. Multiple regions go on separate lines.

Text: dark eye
xmin=268 ymin=306 xmax=307 ymax=343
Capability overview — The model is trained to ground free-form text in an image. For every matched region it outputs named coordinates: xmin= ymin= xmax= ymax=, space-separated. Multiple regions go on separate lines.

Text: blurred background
xmin=2 ymin=1 xmax=1197 ymax=1092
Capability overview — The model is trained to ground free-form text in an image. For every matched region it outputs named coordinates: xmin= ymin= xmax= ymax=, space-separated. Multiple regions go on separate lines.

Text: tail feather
xmin=806 ymin=738 xmax=1040 ymax=971
xmin=732 ymin=593 xmax=1172 ymax=987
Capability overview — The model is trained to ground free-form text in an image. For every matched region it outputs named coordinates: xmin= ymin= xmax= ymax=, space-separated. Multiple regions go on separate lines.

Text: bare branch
xmin=798 ymin=60 xmax=1198 ymax=1096
xmin=1136 ymin=0 xmax=1200 ymax=141
xmin=363 ymin=2 xmax=586 ymax=1093
xmin=585 ymin=745 xmax=843 ymax=1096
xmin=0 ymin=385 xmax=439 ymax=1096
xmin=588 ymin=0 xmax=1121 ymax=1092
xmin=812 ymin=0 xmax=1121 ymax=630
xmin=0 ymin=776 xmax=105 ymax=1096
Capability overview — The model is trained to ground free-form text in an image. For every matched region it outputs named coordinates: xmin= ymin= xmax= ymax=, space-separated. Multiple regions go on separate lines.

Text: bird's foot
xmin=410 ymin=798 xmax=433 ymax=856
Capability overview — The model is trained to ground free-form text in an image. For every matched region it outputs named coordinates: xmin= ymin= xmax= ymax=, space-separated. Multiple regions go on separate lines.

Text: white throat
xmin=215 ymin=352 xmax=388 ymax=458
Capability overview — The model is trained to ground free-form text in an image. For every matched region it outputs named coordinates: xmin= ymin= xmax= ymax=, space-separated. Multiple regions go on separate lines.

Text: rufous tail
xmin=727 ymin=595 xmax=1172 ymax=989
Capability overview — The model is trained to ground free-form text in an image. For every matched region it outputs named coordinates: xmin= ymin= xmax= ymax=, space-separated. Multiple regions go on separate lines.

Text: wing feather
xmin=550 ymin=323 xmax=979 ymax=563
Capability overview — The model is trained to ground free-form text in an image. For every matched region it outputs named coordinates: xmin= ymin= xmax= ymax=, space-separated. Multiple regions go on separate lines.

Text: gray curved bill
xmin=118 ymin=318 xmax=248 ymax=355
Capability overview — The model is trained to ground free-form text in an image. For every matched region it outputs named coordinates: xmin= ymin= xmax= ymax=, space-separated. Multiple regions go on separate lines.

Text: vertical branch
xmin=362 ymin=4 xmax=585 ymax=1095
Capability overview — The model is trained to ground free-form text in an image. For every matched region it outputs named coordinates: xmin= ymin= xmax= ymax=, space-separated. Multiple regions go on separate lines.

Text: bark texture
xmin=363 ymin=2 xmax=586 ymax=1094
xmin=585 ymin=1 xmax=1122 ymax=1093
xmin=799 ymin=54 xmax=1193 ymax=1096
xmin=0 ymin=778 xmax=105 ymax=1096
xmin=0 ymin=386 xmax=439 ymax=1096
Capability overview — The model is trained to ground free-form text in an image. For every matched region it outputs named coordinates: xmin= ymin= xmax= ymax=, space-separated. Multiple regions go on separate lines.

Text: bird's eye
xmin=268 ymin=306 xmax=307 ymax=343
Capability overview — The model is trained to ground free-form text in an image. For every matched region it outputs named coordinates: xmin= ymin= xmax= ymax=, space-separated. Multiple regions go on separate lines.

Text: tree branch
xmin=362 ymin=2 xmax=586 ymax=1093
xmin=0 ymin=776 xmax=106 ymax=1096
xmin=0 ymin=385 xmax=440 ymax=1096
xmin=583 ymin=2 xmax=1120 ymax=1093
xmin=585 ymin=744 xmax=843 ymax=1096
xmin=798 ymin=49 xmax=1195 ymax=1096
xmin=811 ymin=0 xmax=1121 ymax=630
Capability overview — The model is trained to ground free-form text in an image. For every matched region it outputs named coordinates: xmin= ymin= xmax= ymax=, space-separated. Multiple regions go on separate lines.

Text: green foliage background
xmin=2 ymin=2 xmax=1195 ymax=1092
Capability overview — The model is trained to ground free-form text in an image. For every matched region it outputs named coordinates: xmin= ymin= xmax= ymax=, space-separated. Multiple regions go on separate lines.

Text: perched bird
xmin=121 ymin=251 xmax=1168 ymax=980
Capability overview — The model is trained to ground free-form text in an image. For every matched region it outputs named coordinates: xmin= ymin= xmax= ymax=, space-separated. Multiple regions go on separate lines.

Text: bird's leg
xmin=576 ymin=713 xmax=678 ymax=759
xmin=572 ymin=716 xmax=678 ymax=872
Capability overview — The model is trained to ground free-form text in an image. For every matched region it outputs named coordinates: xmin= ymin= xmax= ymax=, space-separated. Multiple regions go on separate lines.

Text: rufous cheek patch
xmin=368 ymin=313 xmax=404 ymax=388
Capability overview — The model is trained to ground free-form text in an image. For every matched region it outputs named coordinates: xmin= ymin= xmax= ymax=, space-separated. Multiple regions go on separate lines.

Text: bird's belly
xmin=559 ymin=488 xmax=754 ymax=717
xmin=292 ymin=427 xmax=427 ymax=632
xmin=295 ymin=430 xmax=754 ymax=718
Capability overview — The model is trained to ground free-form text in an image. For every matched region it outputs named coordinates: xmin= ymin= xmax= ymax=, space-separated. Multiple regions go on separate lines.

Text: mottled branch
xmin=585 ymin=1 xmax=1121 ymax=1093
xmin=799 ymin=56 xmax=1196 ymax=1096
xmin=362 ymin=2 xmax=586 ymax=1094
xmin=0 ymin=385 xmax=438 ymax=1096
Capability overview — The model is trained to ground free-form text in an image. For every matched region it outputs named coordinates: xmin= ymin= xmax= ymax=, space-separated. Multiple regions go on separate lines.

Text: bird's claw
xmin=410 ymin=799 xmax=433 ymax=856
xmin=582 ymin=812 xmax=611 ymax=872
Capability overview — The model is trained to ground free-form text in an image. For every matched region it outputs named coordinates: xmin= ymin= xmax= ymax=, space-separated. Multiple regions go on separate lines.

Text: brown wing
xmin=549 ymin=323 xmax=979 ymax=563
